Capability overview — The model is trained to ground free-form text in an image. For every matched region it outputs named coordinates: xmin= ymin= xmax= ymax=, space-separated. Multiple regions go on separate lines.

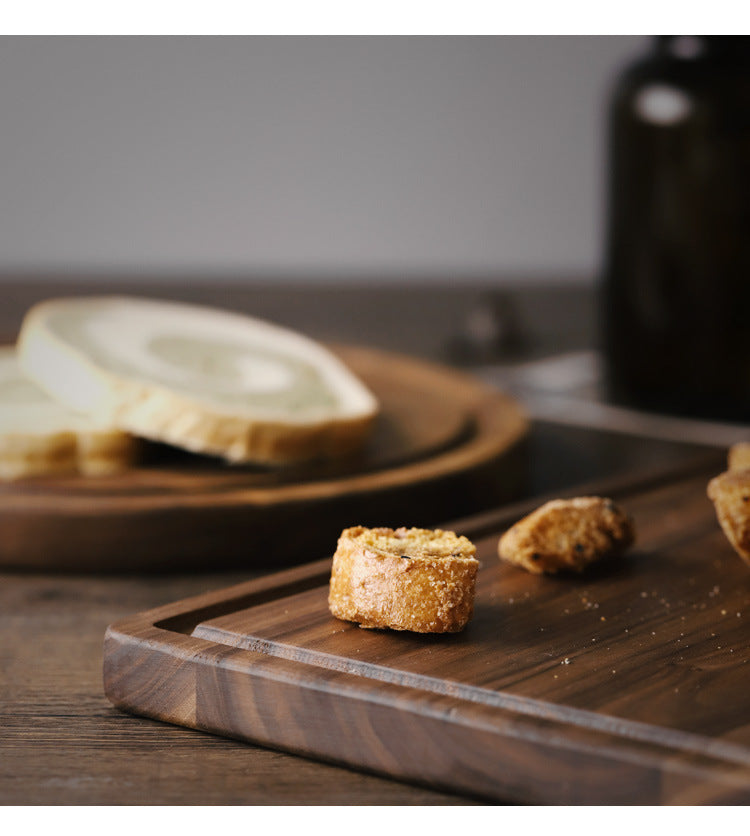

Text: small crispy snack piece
xmin=498 ymin=496 xmax=635 ymax=575
xmin=328 ymin=526 xmax=478 ymax=633
xmin=728 ymin=443 xmax=750 ymax=472
xmin=707 ymin=470 xmax=750 ymax=567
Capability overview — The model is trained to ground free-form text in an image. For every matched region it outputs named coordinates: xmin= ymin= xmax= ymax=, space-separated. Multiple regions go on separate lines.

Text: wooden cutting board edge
xmin=102 ymin=451 xmax=748 ymax=805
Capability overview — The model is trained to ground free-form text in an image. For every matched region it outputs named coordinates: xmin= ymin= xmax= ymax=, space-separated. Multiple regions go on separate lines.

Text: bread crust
xmin=0 ymin=345 xmax=140 ymax=480
xmin=328 ymin=526 xmax=478 ymax=633
xmin=498 ymin=496 xmax=635 ymax=575
xmin=17 ymin=297 xmax=379 ymax=466
xmin=0 ymin=429 xmax=140 ymax=480
xmin=707 ymin=470 xmax=750 ymax=567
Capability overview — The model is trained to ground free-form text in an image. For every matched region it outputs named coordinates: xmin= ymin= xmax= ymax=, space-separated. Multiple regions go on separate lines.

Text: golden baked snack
xmin=707 ymin=469 xmax=750 ymax=567
xmin=498 ymin=496 xmax=635 ymax=575
xmin=328 ymin=526 xmax=479 ymax=633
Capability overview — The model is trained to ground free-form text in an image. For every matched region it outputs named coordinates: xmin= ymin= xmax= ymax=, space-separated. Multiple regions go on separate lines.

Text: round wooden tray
xmin=0 ymin=344 xmax=528 ymax=572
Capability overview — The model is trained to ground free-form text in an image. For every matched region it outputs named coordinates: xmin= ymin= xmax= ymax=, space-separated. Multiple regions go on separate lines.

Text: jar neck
xmin=657 ymin=36 xmax=750 ymax=64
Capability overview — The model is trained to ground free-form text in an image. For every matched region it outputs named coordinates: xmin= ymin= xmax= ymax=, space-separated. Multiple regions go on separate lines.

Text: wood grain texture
xmin=104 ymin=456 xmax=750 ymax=805
xmin=0 ymin=570 xmax=476 ymax=805
xmin=0 ymin=344 xmax=527 ymax=572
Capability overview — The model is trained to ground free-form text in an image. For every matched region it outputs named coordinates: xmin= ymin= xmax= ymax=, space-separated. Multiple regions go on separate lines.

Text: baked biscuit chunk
xmin=328 ymin=526 xmax=478 ymax=633
xmin=498 ymin=496 xmax=635 ymax=575
xmin=707 ymin=470 xmax=750 ymax=567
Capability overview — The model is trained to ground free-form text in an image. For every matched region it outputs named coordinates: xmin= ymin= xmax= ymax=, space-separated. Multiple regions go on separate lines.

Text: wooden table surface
xmin=0 ymin=277 xmax=717 ymax=805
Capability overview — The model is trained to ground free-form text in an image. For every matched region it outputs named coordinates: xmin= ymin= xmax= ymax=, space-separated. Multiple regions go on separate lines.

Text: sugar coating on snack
xmin=498 ymin=496 xmax=635 ymax=575
xmin=328 ymin=526 xmax=478 ymax=633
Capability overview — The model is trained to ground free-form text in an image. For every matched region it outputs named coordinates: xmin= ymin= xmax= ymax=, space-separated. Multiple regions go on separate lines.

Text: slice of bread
xmin=328 ymin=526 xmax=479 ymax=633
xmin=17 ymin=296 xmax=380 ymax=465
xmin=0 ymin=345 xmax=139 ymax=479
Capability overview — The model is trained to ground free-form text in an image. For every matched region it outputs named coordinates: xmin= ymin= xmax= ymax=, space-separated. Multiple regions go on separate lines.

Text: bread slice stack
xmin=0 ymin=345 xmax=139 ymax=479
xmin=2 ymin=295 xmax=379 ymax=478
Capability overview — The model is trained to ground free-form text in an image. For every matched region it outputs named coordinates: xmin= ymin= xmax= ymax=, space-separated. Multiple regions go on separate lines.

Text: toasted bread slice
xmin=328 ymin=525 xmax=478 ymax=633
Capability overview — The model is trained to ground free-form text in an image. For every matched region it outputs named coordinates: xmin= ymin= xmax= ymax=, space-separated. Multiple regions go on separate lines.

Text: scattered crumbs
xmin=738 ymin=612 xmax=743 ymax=618
xmin=592 ymin=637 xmax=597 ymax=642
xmin=553 ymin=674 xmax=558 ymax=679
xmin=652 ymin=631 xmax=656 ymax=636
xmin=562 ymin=658 xmax=571 ymax=665
xmin=709 ymin=585 xmax=720 ymax=598
xmin=611 ymin=669 xmax=616 ymax=674
xmin=600 ymin=616 xmax=606 ymax=621
xmin=640 ymin=591 xmax=648 ymax=598
xmin=722 ymin=610 xmax=728 ymax=616
xmin=624 ymin=628 xmax=629 ymax=633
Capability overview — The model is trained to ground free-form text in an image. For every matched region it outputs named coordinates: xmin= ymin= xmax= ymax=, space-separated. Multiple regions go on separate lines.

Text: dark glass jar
xmin=601 ymin=36 xmax=750 ymax=421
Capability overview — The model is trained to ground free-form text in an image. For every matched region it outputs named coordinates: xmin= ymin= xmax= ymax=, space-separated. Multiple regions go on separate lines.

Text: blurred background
xmin=0 ymin=35 xmax=647 ymax=284
xmin=3 ymin=34 xmax=749 ymax=436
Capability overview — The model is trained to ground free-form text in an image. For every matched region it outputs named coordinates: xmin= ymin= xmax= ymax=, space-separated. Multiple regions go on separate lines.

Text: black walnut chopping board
xmin=0 ymin=344 xmax=527 ymax=572
xmin=104 ymin=456 xmax=750 ymax=804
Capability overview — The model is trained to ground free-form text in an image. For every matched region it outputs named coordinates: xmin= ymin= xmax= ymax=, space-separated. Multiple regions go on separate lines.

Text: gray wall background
xmin=0 ymin=36 xmax=648 ymax=284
